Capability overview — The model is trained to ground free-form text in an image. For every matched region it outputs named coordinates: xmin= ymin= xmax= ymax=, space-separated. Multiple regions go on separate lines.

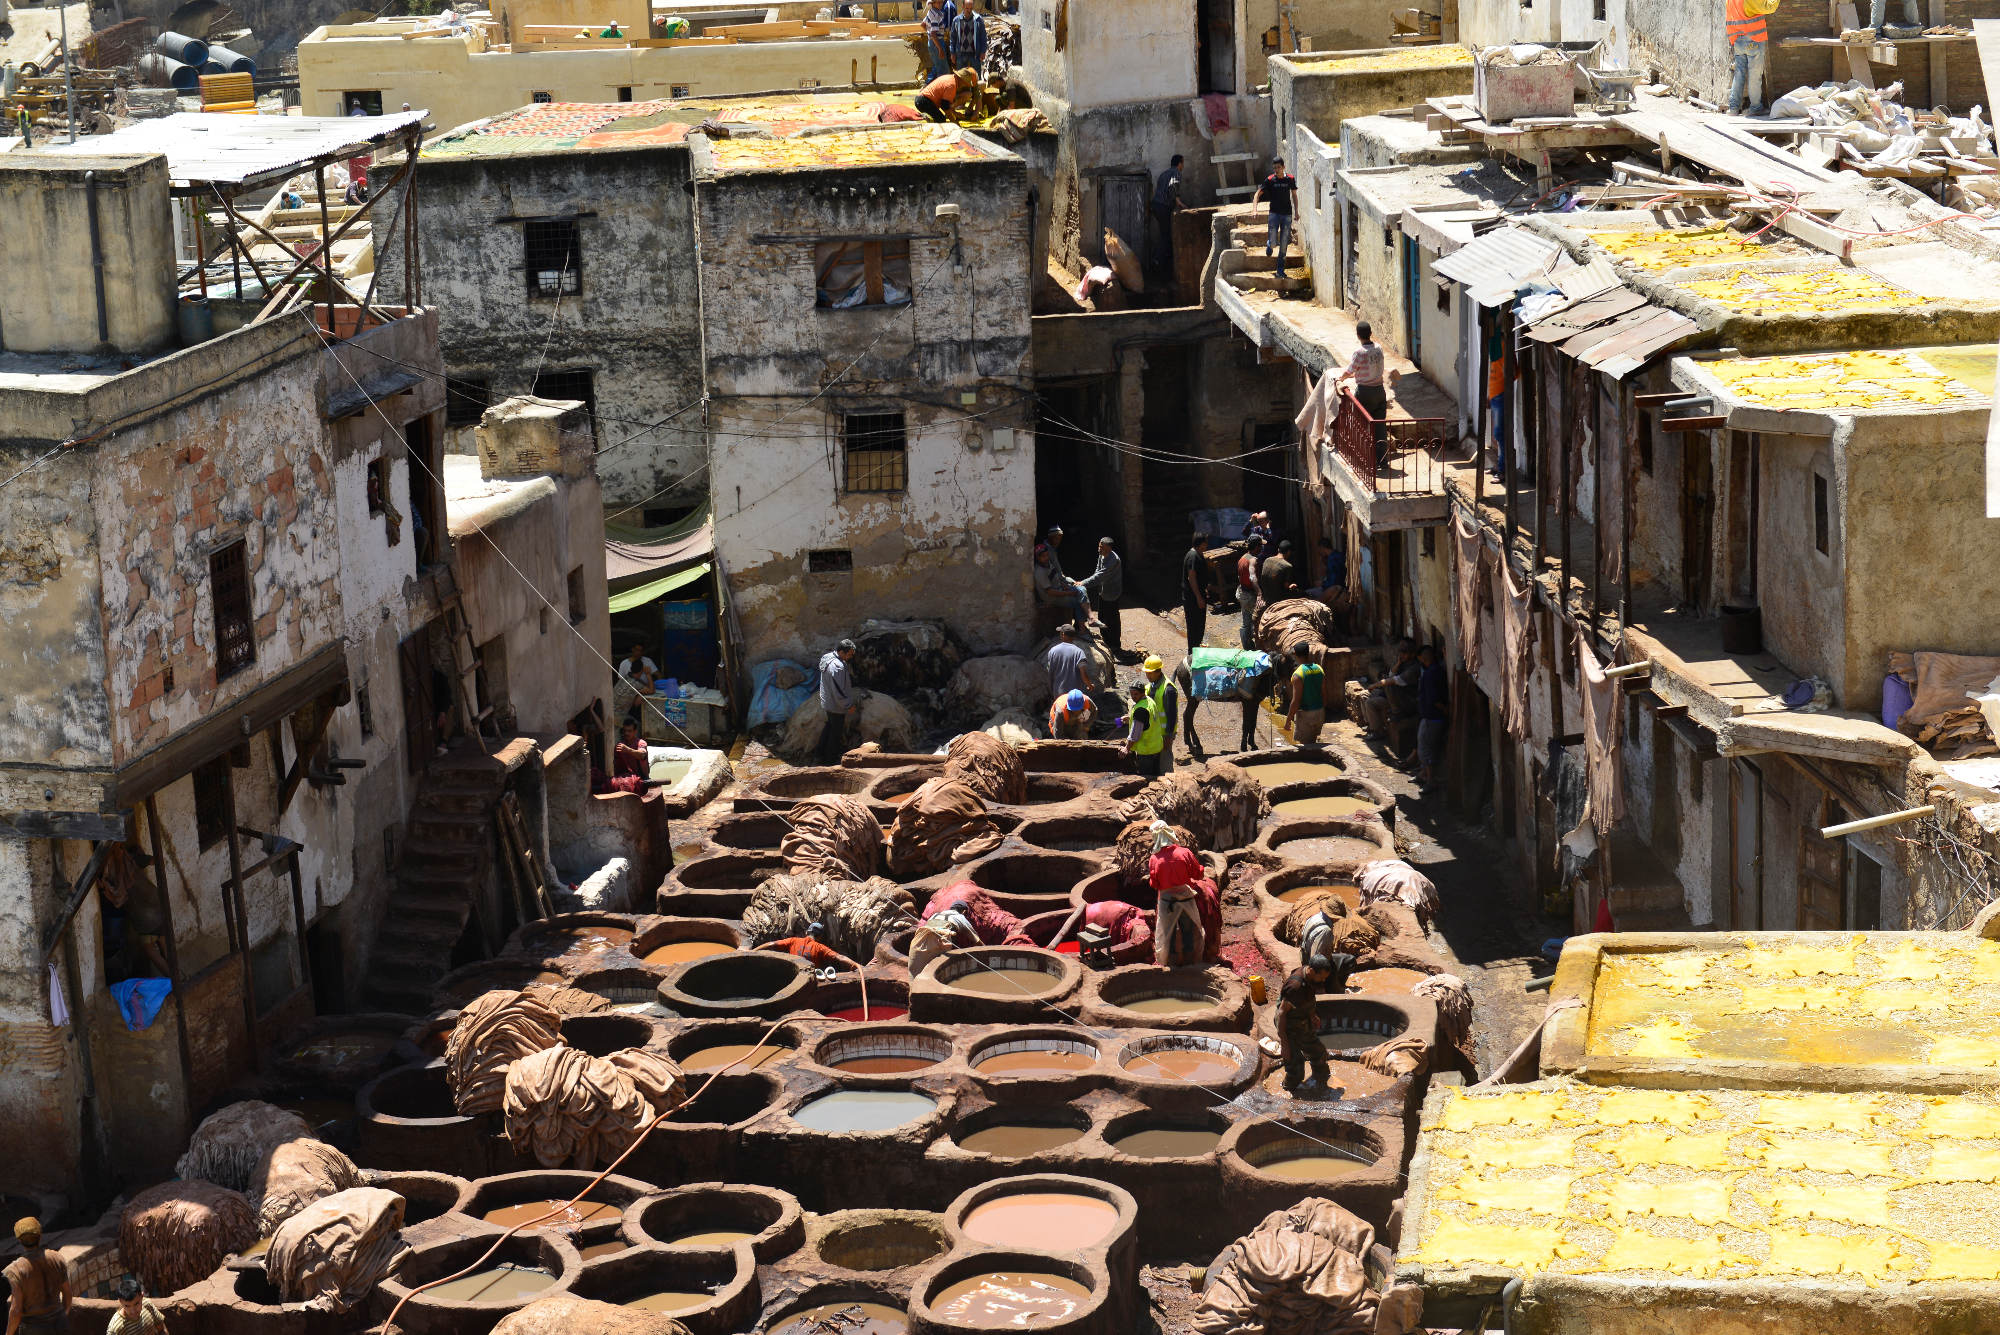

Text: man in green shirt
xmin=1285 ymin=642 xmax=1327 ymax=744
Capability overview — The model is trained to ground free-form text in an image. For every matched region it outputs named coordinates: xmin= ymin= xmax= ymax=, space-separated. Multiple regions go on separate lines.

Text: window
xmin=1383 ymin=223 xmax=1395 ymax=251
xmin=842 ymin=412 xmax=908 ymax=493
xmin=523 ymin=219 xmax=582 ymax=298
xmin=193 ymin=756 xmax=232 ymax=849
xmin=567 ymin=565 xmax=586 ymax=624
xmin=808 ymin=549 xmax=854 ymax=573
xmin=815 ymin=239 xmax=913 ymax=309
xmin=356 ymin=683 xmax=375 ymax=739
xmin=1315 ymin=179 xmax=1323 ymax=211
xmin=616 ymin=85 xmax=633 ymax=102
xmin=444 ymin=376 xmax=491 ymax=427
xmin=531 ymin=90 xmax=555 ymax=103
xmin=209 ymin=539 xmax=255 ymax=681
xmin=366 ymin=457 xmax=388 ymax=516
xmin=642 ymin=504 xmax=698 ymax=529
xmin=670 ymin=83 xmax=691 ymax=97
xmin=532 ymin=369 xmax=596 ymax=422
xmin=1813 ymin=473 xmax=1830 ymax=554
xmin=1593 ymin=0 xmax=1606 ymax=17
xmin=342 ymin=90 xmax=382 ymax=116
xmin=1435 ymin=280 xmax=1450 ymax=315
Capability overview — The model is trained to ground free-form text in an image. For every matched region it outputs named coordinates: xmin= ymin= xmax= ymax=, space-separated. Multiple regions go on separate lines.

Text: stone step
xmin=1229 ymin=271 xmax=1312 ymax=294
xmin=421 ymin=783 xmax=505 ymax=817
xmin=389 ymin=887 xmax=475 ymax=926
xmin=360 ymin=975 xmax=436 ymax=1014
xmin=408 ymin=811 xmax=489 ymax=843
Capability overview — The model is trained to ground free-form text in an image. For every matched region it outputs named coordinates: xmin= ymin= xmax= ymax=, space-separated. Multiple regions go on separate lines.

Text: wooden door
xmin=1100 ymin=174 xmax=1149 ymax=270
xmin=1682 ymin=427 xmax=1713 ymax=611
xmin=399 ymin=623 xmax=435 ymax=775
xmin=1798 ymin=802 xmax=1847 ymax=931
xmin=1729 ymin=759 xmax=1762 ymax=929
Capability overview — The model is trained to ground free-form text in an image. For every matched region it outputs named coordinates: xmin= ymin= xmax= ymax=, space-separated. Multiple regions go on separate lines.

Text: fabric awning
xmin=608 ymin=562 xmax=711 ymax=614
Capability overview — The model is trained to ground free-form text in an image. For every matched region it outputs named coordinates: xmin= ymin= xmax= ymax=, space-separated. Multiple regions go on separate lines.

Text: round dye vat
xmin=1275 ymin=836 xmax=1386 ymax=863
xmin=932 ymin=1271 xmax=1090 ymax=1325
xmin=1252 ymin=1151 xmax=1372 ymax=1180
xmin=540 ymin=925 xmax=633 ymax=955
xmin=945 ymin=967 xmax=1061 ymax=997
xmin=1349 ymin=967 xmax=1430 ymax=995
xmin=1114 ymin=995 xmax=1211 ymax=1016
xmin=425 ymin=1264 xmax=556 ymax=1303
xmin=239 ymin=1236 xmax=273 ymax=1258
xmin=578 ymin=1240 xmax=627 ymax=1260
xmin=482 ymin=1199 xmax=621 ymax=1230
xmin=771 ymin=1301 xmax=908 ymax=1335
xmin=826 ymin=1004 xmax=910 ymax=1022
xmin=287 ymin=1031 xmax=392 ymax=1070
xmin=669 ymin=1229 xmax=753 ymax=1246
xmin=626 ymin=1289 xmax=714 ymax=1313
xmin=1274 ymin=883 xmax=1362 ymax=910
xmin=643 ymin=940 xmax=733 ymax=967
xmin=607 ymin=1001 xmax=673 ymax=1018
xmin=1274 ymin=795 xmax=1377 ymax=819
xmin=679 ymin=1042 xmax=791 ymax=1073
xmin=1122 ymin=1048 xmax=1239 ymax=1083
xmin=961 ymin=1193 xmax=1118 ymax=1250
xmin=957 ymin=1124 xmax=1086 ymax=1156
xmin=973 ymin=1048 xmax=1095 ymax=1078
xmin=831 ymin=1055 xmax=937 ymax=1075
xmin=882 ymin=792 xmax=917 ymax=807
xmin=1112 ymin=1127 xmax=1222 ymax=1158
xmin=1245 ymin=760 xmax=1347 ymax=787
xmin=792 ymin=1089 xmax=936 ymax=1133
xmin=1320 ymin=1029 xmax=1397 ymax=1052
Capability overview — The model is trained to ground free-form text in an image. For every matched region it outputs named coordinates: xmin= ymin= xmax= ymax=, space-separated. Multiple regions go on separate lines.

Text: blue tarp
xmin=1187 ymin=647 xmax=1272 ymax=701
xmin=748 ymin=659 xmax=815 ymax=729
xmin=110 ymin=977 xmax=173 ymax=1031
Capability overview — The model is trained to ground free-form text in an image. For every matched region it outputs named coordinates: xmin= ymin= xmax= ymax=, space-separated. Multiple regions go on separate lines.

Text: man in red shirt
xmin=758 ymin=922 xmax=856 ymax=971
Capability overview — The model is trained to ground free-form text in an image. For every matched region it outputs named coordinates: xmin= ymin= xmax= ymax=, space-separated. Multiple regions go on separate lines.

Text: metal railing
xmin=1330 ymin=387 xmax=1449 ymax=497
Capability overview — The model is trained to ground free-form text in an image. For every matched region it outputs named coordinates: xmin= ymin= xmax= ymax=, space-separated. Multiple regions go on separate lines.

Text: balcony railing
xmin=1331 ymin=387 xmax=1449 ymax=497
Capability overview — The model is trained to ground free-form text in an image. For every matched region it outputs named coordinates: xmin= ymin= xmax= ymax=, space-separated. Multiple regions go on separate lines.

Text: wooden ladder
xmin=435 ymin=567 xmax=496 ymax=751
xmin=1213 ymin=128 xmax=1260 ymax=203
xmin=496 ymin=792 xmax=555 ymax=923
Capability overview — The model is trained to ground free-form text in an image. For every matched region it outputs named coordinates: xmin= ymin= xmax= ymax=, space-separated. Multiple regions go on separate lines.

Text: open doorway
xmin=1035 ymin=377 xmax=1121 ymax=555
xmin=1194 ymin=0 xmax=1236 ymax=94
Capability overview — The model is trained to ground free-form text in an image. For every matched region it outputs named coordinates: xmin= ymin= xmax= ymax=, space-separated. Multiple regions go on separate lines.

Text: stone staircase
xmin=1223 ymin=219 xmax=1312 ymax=296
xmin=1603 ymin=831 xmax=1696 ymax=934
xmin=359 ymin=738 xmax=535 ymax=1013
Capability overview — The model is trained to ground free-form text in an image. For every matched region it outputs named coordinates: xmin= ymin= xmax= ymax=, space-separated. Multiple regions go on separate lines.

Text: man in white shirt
xmin=1335 ymin=321 xmax=1391 ymax=464
xmin=617 ymin=644 xmax=658 ymax=685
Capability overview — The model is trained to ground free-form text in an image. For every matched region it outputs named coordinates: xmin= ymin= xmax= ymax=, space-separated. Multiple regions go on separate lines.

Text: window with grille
xmin=193 ymin=757 xmax=232 ymax=849
xmin=842 ymin=412 xmax=908 ymax=493
xmin=444 ymin=376 xmax=491 ymax=427
xmin=531 ymin=89 xmax=555 ymax=103
xmin=808 ymin=549 xmax=854 ymax=573
xmin=210 ymin=539 xmax=255 ymax=681
xmin=814 ymin=239 xmax=913 ymax=309
xmin=533 ymin=369 xmax=596 ymax=421
xmin=524 ymin=219 xmax=582 ymax=298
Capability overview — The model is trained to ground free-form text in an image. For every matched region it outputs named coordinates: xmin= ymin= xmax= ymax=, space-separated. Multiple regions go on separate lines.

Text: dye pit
xmin=157 ymin=741 xmax=1465 ymax=1334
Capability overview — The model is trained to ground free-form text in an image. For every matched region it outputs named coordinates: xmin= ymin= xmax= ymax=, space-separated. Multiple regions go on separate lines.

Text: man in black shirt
xmin=1255 ymin=157 xmax=1299 ymax=276
xmin=1279 ymin=956 xmax=1333 ymax=1094
xmin=1258 ymin=538 xmax=1298 ymax=606
xmin=1182 ymin=531 xmax=1218 ymax=650
xmin=1151 ymin=153 xmax=1184 ymax=273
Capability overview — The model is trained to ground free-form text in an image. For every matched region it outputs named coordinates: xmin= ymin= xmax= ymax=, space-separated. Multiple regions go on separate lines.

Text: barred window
xmin=533 ymin=368 xmax=596 ymax=422
xmin=444 ymin=376 xmax=491 ymax=427
xmin=210 ymin=539 xmax=255 ymax=681
xmin=815 ymin=239 xmax=913 ymax=309
xmin=842 ymin=412 xmax=907 ymax=493
xmin=524 ymin=219 xmax=582 ymax=298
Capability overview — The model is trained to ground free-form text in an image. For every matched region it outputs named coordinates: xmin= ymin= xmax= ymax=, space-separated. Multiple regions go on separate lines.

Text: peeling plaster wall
xmin=1018 ymin=0 xmax=1196 ymax=110
xmin=0 ymin=839 xmax=85 ymax=1194
xmin=0 ymin=452 xmax=111 ymax=767
xmin=1753 ymin=431 xmax=1846 ymax=705
xmin=378 ymin=146 xmax=706 ymax=512
xmin=697 ymin=151 xmax=1036 ymax=664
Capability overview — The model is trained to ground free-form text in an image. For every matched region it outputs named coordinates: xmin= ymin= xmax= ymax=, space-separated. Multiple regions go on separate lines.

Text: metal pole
xmin=143 ymin=797 xmax=198 ymax=1126
xmin=1621 ymin=381 xmax=1634 ymax=627
xmin=1502 ymin=299 xmax=1518 ymax=568
xmin=1590 ymin=368 xmax=1604 ymax=638
xmin=402 ymin=140 xmax=416 ymax=311
xmin=1474 ymin=307 xmax=1490 ymax=510
xmin=315 ymin=165 xmax=332 ymax=334
xmin=1532 ymin=343 xmax=1547 ymax=574
xmin=58 ymin=2 xmax=77 ymax=143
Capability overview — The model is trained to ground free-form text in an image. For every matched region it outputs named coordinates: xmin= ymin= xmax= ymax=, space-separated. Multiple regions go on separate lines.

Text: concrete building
xmin=691 ymin=122 xmax=1039 ymax=664
xmin=0 ymin=128 xmax=615 ymax=1198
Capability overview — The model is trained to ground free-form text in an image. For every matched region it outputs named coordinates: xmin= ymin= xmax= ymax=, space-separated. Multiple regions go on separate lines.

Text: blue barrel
xmin=136 ymin=53 xmax=200 ymax=91
xmin=205 ymin=44 xmax=256 ymax=73
xmin=155 ymin=31 xmax=210 ymax=64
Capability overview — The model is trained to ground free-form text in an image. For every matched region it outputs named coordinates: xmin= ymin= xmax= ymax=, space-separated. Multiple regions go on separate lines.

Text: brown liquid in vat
xmin=1112 ymin=1127 xmax=1222 ymax=1157
xmin=1246 ymin=761 xmax=1347 ymax=786
xmin=1252 ymin=1152 xmax=1371 ymax=1180
xmin=481 ymin=1199 xmax=620 ymax=1230
xmin=578 ymin=1240 xmax=626 ymax=1260
xmin=643 ymin=940 xmax=733 ymax=966
xmin=423 ymin=1265 xmax=556 ymax=1303
xmin=1274 ymin=795 xmax=1377 ymax=819
xmin=1122 ymin=1048 xmax=1239 ymax=1082
xmin=945 ymin=966 xmax=1060 ymax=996
xmin=1116 ymin=995 xmax=1211 ymax=1015
xmin=960 ymin=1193 xmax=1117 ymax=1250
xmin=771 ymin=1300 xmax=908 ymax=1334
xmin=543 ymin=926 xmax=633 ymax=955
xmin=973 ymin=1048 xmax=1095 ymax=1076
xmin=1349 ymin=967 xmax=1430 ymax=994
xmin=931 ymin=1271 xmax=1090 ymax=1324
xmin=957 ymin=1123 xmax=1085 ymax=1155
xmin=669 ymin=1229 xmax=753 ymax=1246
xmin=1274 ymin=883 xmax=1362 ymax=910
xmin=625 ymin=1289 xmax=714 ymax=1313
xmin=679 ymin=1042 xmax=790 ymax=1072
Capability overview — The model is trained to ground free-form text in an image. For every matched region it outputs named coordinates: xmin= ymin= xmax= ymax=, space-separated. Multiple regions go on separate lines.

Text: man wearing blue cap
xmin=1048 ymin=688 xmax=1096 ymax=739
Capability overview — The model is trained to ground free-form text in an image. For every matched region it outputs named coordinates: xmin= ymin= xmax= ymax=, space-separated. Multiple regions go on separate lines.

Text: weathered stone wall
xmin=378 ymin=145 xmax=707 ymax=513
xmin=1238 ymin=0 xmax=1401 ymax=91
xmin=1017 ymin=0 xmax=1197 ymax=109
xmin=1271 ymin=52 xmax=1475 ymax=169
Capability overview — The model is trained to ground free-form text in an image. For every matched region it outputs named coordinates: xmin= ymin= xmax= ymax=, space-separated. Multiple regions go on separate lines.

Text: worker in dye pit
xmin=1048 ymin=689 xmax=1096 ymax=740
xmin=105 ymin=1277 xmax=166 ymax=1335
xmin=908 ymin=901 xmax=981 ymax=978
xmin=1297 ymin=907 xmax=1359 ymax=986
xmin=1147 ymin=842 xmax=1209 ymax=968
xmin=1286 ymin=640 xmax=1328 ymax=745
xmin=1279 ymin=956 xmax=1335 ymax=1095
xmin=816 ymin=638 xmax=858 ymax=765
xmin=1724 ymin=0 xmax=1775 ymax=116
xmin=5 ymin=1218 xmax=72 ymax=1335
xmin=757 ymin=922 xmax=855 ymax=975
xmin=913 ymin=65 xmax=980 ymax=122
xmin=1077 ymin=536 xmax=1125 ymax=656
xmin=613 ymin=717 xmax=649 ymax=781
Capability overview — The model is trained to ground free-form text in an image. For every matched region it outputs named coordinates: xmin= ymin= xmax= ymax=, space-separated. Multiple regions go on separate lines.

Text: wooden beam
xmin=277 ymin=706 xmax=336 ymax=816
xmin=217 ymin=769 xmax=260 ymax=1072
xmin=38 ymin=840 xmax=113 ymax=963
xmin=1662 ymin=414 xmax=1727 ymax=430
xmin=143 ymin=796 xmax=198 ymax=1127
xmin=0 ymin=809 xmax=130 ymax=841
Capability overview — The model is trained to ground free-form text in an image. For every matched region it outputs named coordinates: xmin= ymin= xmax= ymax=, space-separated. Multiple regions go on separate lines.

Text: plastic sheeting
xmin=120 ymin=1179 xmax=258 ymax=1297
xmin=446 ymin=989 xmax=563 ymax=1117
xmin=747 ymin=659 xmax=814 ymax=730
xmin=503 ymin=1045 xmax=653 ymax=1170
xmin=778 ymin=795 xmax=884 ymax=882
xmin=886 ymin=777 xmax=1006 ymax=879
xmin=266 ymin=1186 xmax=409 ymax=1314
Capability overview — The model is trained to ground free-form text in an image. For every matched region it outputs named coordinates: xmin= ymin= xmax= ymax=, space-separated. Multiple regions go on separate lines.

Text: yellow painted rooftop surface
xmin=1585 ymin=936 xmax=2000 ymax=1067
xmin=1410 ymin=1081 xmax=2000 ymax=1284
xmin=706 ymin=124 xmax=981 ymax=172
xmin=1703 ymin=347 xmax=1993 ymax=412
xmin=1674 ymin=265 xmax=1928 ymax=316
xmin=1292 ymin=44 xmax=1474 ymax=72
xmin=1590 ymin=225 xmax=1783 ymax=272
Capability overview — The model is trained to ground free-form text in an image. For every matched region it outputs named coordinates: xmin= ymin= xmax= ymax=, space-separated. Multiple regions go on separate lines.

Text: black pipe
xmin=85 ymin=170 xmax=109 ymax=347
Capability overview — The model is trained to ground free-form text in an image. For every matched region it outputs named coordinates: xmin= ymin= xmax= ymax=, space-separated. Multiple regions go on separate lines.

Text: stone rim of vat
xmin=359 ymin=1168 xmax=472 ymax=1227
xmin=566 ymin=1237 xmax=760 ymax=1327
xmin=739 ymin=764 xmax=875 ymax=806
xmin=358 ymin=1060 xmax=472 ymax=1130
xmin=460 ymin=1169 xmax=657 ymax=1244
xmin=808 ymin=1210 xmax=952 ymax=1272
xmin=765 ymin=1282 xmax=913 ymax=1332
xmin=1255 ymin=991 xmax=1435 ymax=1055
xmin=947 ymin=1101 xmax=1095 ymax=1159
xmin=1099 ymin=1108 xmax=1233 ymax=1160
xmin=557 ymin=1010 xmax=660 ymax=1059
xmin=623 ymin=1182 xmax=804 ymax=1262
xmin=501 ymin=911 xmax=643 ymax=965
xmin=270 ymin=1012 xmax=416 ymax=1093
xmin=910 ymin=1249 xmax=1108 ymax=1334
xmin=628 ymin=915 xmax=750 ymax=968
xmin=659 ymin=850 xmax=785 ymax=895
xmin=1011 ymin=813 xmax=1133 ymax=852
xmin=914 ymin=948 xmax=1083 ymax=1023
xmin=1248 ymin=812 xmax=1398 ymax=867
xmin=1242 ymin=861 xmax=1377 ymax=922
xmin=809 ymin=1024 xmax=955 ymax=1076
xmin=375 ymin=1228 xmax=582 ymax=1321
xmin=965 ymin=1029 xmax=1103 ymax=1080
xmin=1111 ymin=1032 xmax=1259 ymax=1090
xmin=1018 ymin=739 xmax=1127 ymax=773
xmin=1221 ymin=1115 xmax=1390 ymax=1182
xmin=1212 ymin=742 xmax=1356 ymax=783
xmin=943 ymin=1172 xmax=1137 ymax=1260
xmin=807 ymin=977 xmax=913 ymax=1023
xmin=568 ymin=964 xmax=675 ymax=1007
xmin=665 ymin=1018 xmax=804 ymax=1068
xmin=707 ymin=810 xmax=793 ymax=851
xmin=657 ymin=949 xmax=816 ymax=1018
xmin=1261 ymin=774 xmax=1398 ymax=824
xmin=961 ymin=850 xmax=1112 ymax=915
xmin=430 ymin=959 xmax=573 ymax=1010
xmin=660 ymin=1071 xmax=787 ymax=1130
xmin=778 ymin=1083 xmax=946 ymax=1139
xmin=1085 ymin=965 xmax=1251 ymax=1033
xmin=863 ymin=764 xmax=946 ymax=804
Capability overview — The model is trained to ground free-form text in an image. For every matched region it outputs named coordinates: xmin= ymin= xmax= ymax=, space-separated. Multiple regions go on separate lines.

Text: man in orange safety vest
xmin=1726 ymin=0 xmax=1777 ymax=116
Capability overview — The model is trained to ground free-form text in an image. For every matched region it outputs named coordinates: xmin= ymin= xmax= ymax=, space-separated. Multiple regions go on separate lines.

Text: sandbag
xmin=606 ymin=1048 xmax=687 ymax=1118
xmin=175 ymin=1101 xmax=310 ymax=1193
xmin=779 ymin=795 xmax=884 ymax=881
xmin=446 ymin=988 xmax=563 ymax=1116
xmin=945 ymin=654 xmax=1046 ymax=720
xmin=886 ymin=777 xmax=1006 ymax=879
xmin=920 ymin=883 xmax=1028 ymax=945
xmin=1137 ymin=761 xmax=1269 ymax=852
xmin=120 ymin=1179 xmax=258 ymax=1297
xmin=503 ymin=1045 xmax=652 ymax=1170
xmin=945 ymin=729 xmax=1027 ymax=804
xmin=250 ymin=1138 xmax=362 ymax=1237
xmin=1358 ymin=1035 xmax=1427 ymax=1079
xmin=1356 ymin=859 xmax=1439 ymax=931
xmin=266 ymin=1186 xmax=408 ymax=1313
xmin=779 ymin=690 xmax=920 ymax=759
xmin=742 ymin=872 xmax=916 ymax=961
xmin=1257 ymin=598 xmax=1343 ymax=658
xmin=522 ymin=983 xmax=611 ymax=1017
xmin=1115 ymin=819 xmax=1196 ymax=894
xmin=1193 ymin=1198 xmax=1384 ymax=1335
xmin=493 ymin=1293 xmax=693 ymax=1335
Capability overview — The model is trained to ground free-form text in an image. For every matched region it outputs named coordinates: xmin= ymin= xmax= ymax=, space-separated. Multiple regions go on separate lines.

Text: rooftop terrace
xmin=426 ymin=92 xmax=903 ymax=158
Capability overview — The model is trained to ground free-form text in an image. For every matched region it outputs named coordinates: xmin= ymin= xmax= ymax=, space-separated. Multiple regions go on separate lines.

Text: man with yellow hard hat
xmin=1120 ymin=654 xmax=1181 ymax=777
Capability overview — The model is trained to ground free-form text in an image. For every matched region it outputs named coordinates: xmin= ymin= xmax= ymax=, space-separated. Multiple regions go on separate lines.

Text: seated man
xmin=1048 ymin=688 xmax=1096 ymax=739
xmin=1032 ymin=543 xmax=1088 ymax=621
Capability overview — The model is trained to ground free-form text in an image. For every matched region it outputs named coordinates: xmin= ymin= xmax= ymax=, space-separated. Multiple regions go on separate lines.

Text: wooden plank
xmin=0 ymin=809 xmax=130 ymax=841
xmin=38 ymin=841 xmax=112 ymax=963
xmin=1662 ymin=414 xmax=1727 ymax=430
xmin=1837 ymin=3 xmax=1876 ymax=87
xmin=1930 ymin=0 xmax=1949 ymax=106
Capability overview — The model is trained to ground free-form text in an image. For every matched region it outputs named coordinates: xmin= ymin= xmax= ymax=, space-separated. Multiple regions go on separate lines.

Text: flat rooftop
xmin=426 ymin=92 xmax=902 ymax=158
xmin=1283 ymin=45 xmax=1474 ymax=72
xmin=703 ymin=123 xmax=989 ymax=173
xmin=1693 ymin=345 xmax=1995 ymax=413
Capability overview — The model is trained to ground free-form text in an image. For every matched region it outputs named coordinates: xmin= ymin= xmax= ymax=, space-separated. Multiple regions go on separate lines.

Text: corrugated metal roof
xmin=1522 ymin=280 xmax=1699 ymax=379
xmin=1554 ymin=256 xmax=1620 ymax=301
xmin=1432 ymin=226 xmax=1562 ymax=306
xmin=45 ymin=111 xmax=426 ymax=189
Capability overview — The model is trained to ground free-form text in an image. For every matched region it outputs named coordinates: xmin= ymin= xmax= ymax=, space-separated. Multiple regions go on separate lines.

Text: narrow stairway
xmin=1223 ymin=217 xmax=1313 ymax=297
